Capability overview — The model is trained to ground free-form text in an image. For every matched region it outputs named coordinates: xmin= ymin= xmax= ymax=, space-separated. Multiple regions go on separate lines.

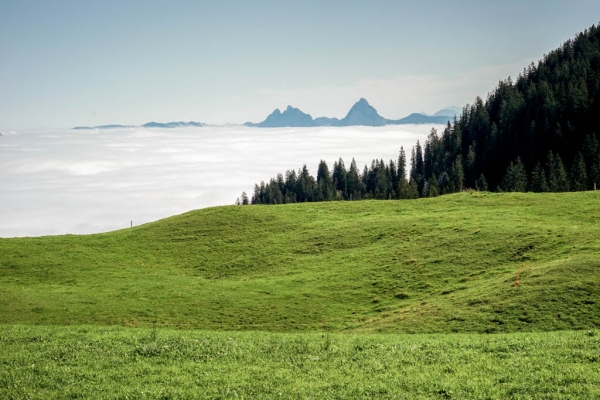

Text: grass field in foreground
xmin=1 ymin=192 xmax=599 ymax=333
xmin=1 ymin=325 xmax=599 ymax=399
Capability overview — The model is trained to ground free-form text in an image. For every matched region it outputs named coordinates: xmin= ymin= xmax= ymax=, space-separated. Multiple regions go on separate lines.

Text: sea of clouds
xmin=0 ymin=125 xmax=442 ymax=237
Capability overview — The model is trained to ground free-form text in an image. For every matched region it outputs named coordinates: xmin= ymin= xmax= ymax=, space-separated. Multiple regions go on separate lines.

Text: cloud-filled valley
xmin=0 ymin=125 xmax=440 ymax=237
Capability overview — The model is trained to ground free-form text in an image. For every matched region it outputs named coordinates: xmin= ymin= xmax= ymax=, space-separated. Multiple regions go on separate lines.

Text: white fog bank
xmin=0 ymin=125 xmax=441 ymax=237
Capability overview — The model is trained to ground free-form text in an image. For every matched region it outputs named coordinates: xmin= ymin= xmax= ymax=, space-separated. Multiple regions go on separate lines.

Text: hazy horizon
xmin=2 ymin=1 xmax=600 ymax=130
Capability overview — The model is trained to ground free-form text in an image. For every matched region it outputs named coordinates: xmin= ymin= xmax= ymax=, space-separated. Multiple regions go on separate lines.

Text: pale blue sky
xmin=2 ymin=0 xmax=600 ymax=129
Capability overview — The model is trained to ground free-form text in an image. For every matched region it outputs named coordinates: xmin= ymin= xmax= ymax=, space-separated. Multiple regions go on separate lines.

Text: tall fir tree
xmin=332 ymin=158 xmax=348 ymax=199
xmin=347 ymin=158 xmax=363 ymax=200
xmin=547 ymin=151 xmax=569 ymax=192
xmin=569 ymin=152 xmax=588 ymax=191
xmin=530 ymin=162 xmax=549 ymax=192
xmin=397 ymin=147 xmax=409 ymax=199
xmin=502 ymin=157 xmax=528 ymax=192
xmin=475 ymin=174 xmax=488 ymax=191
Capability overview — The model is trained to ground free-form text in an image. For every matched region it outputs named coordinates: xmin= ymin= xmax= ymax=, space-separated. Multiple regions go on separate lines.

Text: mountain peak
xmin=341 ymin=98 xmax=387 ymax=126
xmin=249 ymin=105 xmax=315 ymax=127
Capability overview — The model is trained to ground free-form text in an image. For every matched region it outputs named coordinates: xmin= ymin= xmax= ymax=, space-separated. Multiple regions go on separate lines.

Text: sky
xmin=0 ymin=125 xmax=435 ymax=237
xmin=2 ymin=1 xmax=600 ymax=129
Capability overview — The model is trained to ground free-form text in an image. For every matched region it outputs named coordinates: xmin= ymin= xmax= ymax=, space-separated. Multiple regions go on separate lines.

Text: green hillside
xmin=1 ymin=192 xmax=599 ymax=333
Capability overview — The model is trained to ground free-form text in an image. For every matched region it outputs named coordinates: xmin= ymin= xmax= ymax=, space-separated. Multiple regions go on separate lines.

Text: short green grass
xmin=2 ymin=325 xmax=599 ymax=399
xmin=1 ymin=192 xmax=599 ymax=333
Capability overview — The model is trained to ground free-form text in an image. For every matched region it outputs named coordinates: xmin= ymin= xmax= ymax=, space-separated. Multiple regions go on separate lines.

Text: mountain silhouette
xmin=73 ymin=121 xmax=205 ymax=130
xmin=245 ymin=99 xmax=458 ymax=127
xmin=244 ymin=106 xmax=315 ymax=127
xmin=339 ymin=98 xmax=388 ymax=126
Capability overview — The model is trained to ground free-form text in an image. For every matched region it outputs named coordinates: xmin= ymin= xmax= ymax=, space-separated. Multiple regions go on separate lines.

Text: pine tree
xmin=530 ymin=163 xmax=549 ymax=192
xmin=284 ymin=170 xmax=298 ymax=203
xmin=582 ymin=134 xmax=598 ymax=159
xmin=424 ymin=176 xmax=439 ymax=197
xmin=415 ymin=141 xmax=424 ymax=177
xmin=569 ymin=152 xmax=587 ymax=191
xmin=547 ymin=151 xmax=569 ymax=192
xmin=450 ymin=155 xmax=465 ymax=192
xmin=466 ymin=143 xmax=477 ymax=187
xmin=346 ymin=158 xmax=362 ymax=200
xmin=409 ymin=147 xmax=417 ymax=183
xmin=397 ymin=147 xmax=409 ymax=199
xmin=332 ymin=158 xmax=348 ymax=199
xmin=316 ymin=160 xmax=335 ymax=201
xmin=502 ymin=157 xmax=528 ymax=192
xmin=475 ymin=174 xmax=488 ymax=191
xmin=241 ymin=191 xmax=249 ymax=205
xmin=407 ymin=179 xmax=419 ymax=199
xmin=297 ymin=165 xmax=316 ymax=202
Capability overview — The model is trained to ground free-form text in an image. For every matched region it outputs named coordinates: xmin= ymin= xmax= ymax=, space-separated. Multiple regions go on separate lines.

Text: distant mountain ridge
xmin=244 ymin=98 xmax=459 ymax=127
xmin=72 ymin=102 xmax=460 ymax=130
xmin=73 ymin=121 xmax=205 ymax=130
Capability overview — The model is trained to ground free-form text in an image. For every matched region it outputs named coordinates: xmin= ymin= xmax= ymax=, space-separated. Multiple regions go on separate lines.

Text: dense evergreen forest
xmin=240 ymin=24 xmax=600 ymax=205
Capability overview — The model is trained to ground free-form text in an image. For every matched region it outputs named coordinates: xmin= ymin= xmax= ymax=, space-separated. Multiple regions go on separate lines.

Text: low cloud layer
xmin=0 ymin=125 xmax=440 ymax=237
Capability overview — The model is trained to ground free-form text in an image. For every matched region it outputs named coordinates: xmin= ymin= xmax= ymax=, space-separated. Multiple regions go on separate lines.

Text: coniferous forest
xmin=241 ymin=24 xmax=600 ymax=205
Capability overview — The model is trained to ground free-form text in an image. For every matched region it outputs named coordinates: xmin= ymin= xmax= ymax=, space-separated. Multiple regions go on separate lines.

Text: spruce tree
xmin=582 ymin=134 xmax=598 ymax=159
xmin=409 ymin=147 xmax=417 ymax=183
xmin=530 ymin=163 xmax=549 ymax=192
xmin=397 ymin=147 xmax=409 ymax=199
xmin=450 ymin=155 xmax=465 ymax=192
xmin=332 ymin=158 xmax=348 ymax=199
xmin=569 ymin=152 xmax=587 ymax=191
xmin=475 ymin=174 xmax=488 ymax=191
xmin=241 ymin=191 xmax=249 ymax=205
xmin=297 ymin=165 xmax=316 ymax=202
xmin=284 ymin=170 xmax=298 ymax=203
xmin=547 ymin=151 xmax=569 ymax=192
xmin=466 ymin=143 xmax=477 ymax=187
xmin=407 ymin=179 xmax=419 ymax=199
xmin=251 ymin=184 xmax=261 ymax=204
xmin=425 ymin=176 xmax=439 ymax=197
xmin=347 ymin=158 xmax=362 ymax=200
xmin=502 ymin=157 xmax=528 ymax=192
xmin=316 ymin=160 xmax=335 ymax=201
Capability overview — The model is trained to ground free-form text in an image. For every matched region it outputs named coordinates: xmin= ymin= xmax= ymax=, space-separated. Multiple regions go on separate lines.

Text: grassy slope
xmin=2 ymin=325 xmax=599 ymax=399
xmin=1 ymin=192 xmax=599 ymax=333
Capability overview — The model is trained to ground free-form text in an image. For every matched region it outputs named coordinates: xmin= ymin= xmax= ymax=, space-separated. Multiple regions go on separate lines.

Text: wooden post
xmin=130 ymin=221 xmax=132 ymax=228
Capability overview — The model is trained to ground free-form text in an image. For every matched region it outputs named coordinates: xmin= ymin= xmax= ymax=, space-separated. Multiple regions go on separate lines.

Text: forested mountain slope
xmin=247 ymin=24 xmax=600 ymax=203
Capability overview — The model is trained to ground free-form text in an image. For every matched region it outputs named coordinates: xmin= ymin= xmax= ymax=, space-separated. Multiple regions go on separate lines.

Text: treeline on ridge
xmin=239 ymin=23 xmax=600 ymax=205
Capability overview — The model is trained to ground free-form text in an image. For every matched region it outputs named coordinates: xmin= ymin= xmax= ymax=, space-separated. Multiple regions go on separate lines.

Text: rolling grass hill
xmin=1 ymin=191 xmax=599 ymax=334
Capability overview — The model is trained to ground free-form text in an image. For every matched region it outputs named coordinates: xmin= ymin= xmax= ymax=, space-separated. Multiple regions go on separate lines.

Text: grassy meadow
xmin=1 ymin=191 xmax=600 ymax=397
xmin=2 ymin=325 xmax=600 ymax=399
xmin=1 ymin=191 xmax=599 ymax=333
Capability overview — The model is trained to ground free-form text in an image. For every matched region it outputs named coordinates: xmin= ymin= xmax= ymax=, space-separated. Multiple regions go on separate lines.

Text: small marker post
xmin=131 ymin=221 xmax=132 ymax=228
